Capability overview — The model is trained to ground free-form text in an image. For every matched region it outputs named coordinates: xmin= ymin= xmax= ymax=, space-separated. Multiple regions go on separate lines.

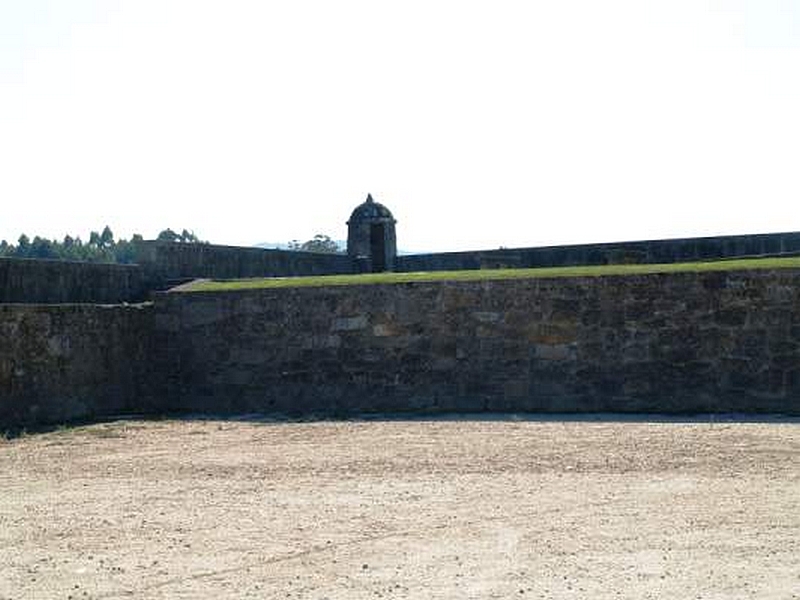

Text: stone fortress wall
xmin=5 ymin=230 xmax=800 ymax=305
xmin=2 ymin=193 xmax=800 ymax=428
xmin=153 ymin=268 xmax=800 ymax=418
xmin=0 ymin=303 xmax=155 ymax=427
xmin=3 ymin=267 xmax=799 ymax=428
xmin=135 ymin=240 xmax=355 ymax=284
xmin=0 ymin=243 xmax=354 ymax=305
xmin=0 ymin=257 xmax=147 ymax=304
xmin=396 ymin=231 xmax=800 ymax=271
xmin=4 ymin=230 xmax=800 ymax=305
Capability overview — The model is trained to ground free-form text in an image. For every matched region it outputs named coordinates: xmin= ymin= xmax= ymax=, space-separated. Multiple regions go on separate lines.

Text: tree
xmin=2 ymin=226 xmax=202 ymax=263
xmin=157 ymin=228 xmax=180 ymax=243
xmin=30 ymin=236 xmax=57 ymax=259
xmin=100 ymin=226 xmax=114 ymax=248
xmin=291 ymin=234 xmax=342 ymax=254
xmin=156 ymin=228 xmax=205 ymax=244
xmin=16 ymin=234 xmax=30 ymax=257
xmin=114 ymin=239 xmax=136 ymax=264
xmin=180 ymin=229 xmax=199 ymax=243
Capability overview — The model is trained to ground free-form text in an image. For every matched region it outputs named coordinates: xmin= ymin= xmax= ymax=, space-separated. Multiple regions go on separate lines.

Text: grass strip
xmin=175 ymin=256 xmax=800 ymax=292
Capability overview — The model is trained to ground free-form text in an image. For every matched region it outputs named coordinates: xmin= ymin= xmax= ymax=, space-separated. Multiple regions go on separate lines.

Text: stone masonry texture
xmin=3 ymin=268 xmax=800 ymax=429
xmin=0 ymin=257 xmax=147 ymax=304
xmin=397 ymin=231 xmax=800 ymax=271
xmin=134 ymin=240 xmax=354 ymax=283
xmin=5 ymin=231 xmax=800 ymax=305
xmin=0 ymin=303 xmax=156 ymax=428
xmin=153 ymin=269 xmax=800 ymax=417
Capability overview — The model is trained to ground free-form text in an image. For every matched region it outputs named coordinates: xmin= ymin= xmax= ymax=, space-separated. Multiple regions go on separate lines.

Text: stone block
xmin=332 ymin=315 xmax=369 ymax=332
xmin=716 ymin=307 xmax=748 ymax=327
xmin=534 ymin=343 xmax=573 ymax=361
xmin=372 ymin=323 xmax=395 ymax=337
xmin=503 ymin=379 xmax=529 ymax=400
xmin=472 ymin=311 xmax=502 ymax=323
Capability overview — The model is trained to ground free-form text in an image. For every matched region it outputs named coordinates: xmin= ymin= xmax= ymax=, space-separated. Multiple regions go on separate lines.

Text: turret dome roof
xmin=348 ymin=194 xmax=395 ymax=223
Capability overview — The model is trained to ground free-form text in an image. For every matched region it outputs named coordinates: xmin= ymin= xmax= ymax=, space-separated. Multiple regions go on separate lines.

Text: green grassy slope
xmin=172 ymin=256 xmax=800 ymax=292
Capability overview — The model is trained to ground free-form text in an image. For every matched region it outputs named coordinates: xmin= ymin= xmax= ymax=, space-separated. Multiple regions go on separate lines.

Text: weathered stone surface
xmin=4 ymin=268 xmax=800 ymax=429
xmin=0 ymin=257 xmax=147 ymax=304
xmin=332 ymin=315 xmax=369 ymax=332
xmin=134 ymin=240 xmax=353 ymax=282
xmin=154 ymin=269 xmax=800 ymax=417
xmin=396 ymin=231 xmax=800 ymax=272
xmin=0 ymin=303 xmax=156 ymax=428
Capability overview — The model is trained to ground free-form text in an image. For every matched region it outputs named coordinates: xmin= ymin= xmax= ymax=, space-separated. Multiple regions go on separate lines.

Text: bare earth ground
xmin=1 ymin=417 xmax=798 ymax=600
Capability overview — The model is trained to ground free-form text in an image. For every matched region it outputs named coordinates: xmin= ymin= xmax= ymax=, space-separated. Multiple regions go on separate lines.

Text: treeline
xmin=0 ymin=227 xmax=204 ymax=264
xmin=287 ymin=234 xmax=343 ymax=254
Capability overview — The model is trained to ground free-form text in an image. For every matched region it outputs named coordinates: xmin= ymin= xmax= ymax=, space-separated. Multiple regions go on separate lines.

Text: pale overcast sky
xmin=1 ymin=1 xmax=799 ymax=252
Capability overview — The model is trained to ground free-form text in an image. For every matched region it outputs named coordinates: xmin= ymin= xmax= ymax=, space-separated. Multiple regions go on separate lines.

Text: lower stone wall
xmin=4 ymin=269 xmax=798 ymax=430
xmin=0 ymin=304 xmax=156 ymax=429
xmin=0 ymin=258 xmax=147 ymax=304
xmin=155 ymin=269 xmax=800 ymax=416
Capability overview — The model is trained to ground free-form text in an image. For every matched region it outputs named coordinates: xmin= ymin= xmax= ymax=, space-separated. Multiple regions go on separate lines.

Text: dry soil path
xmin=1 ymin=416 xmax=798 ymax=599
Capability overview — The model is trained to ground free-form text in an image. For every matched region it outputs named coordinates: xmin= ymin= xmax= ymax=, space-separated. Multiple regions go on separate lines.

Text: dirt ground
xmin=1 ymin=416 xmax=798 ymax=600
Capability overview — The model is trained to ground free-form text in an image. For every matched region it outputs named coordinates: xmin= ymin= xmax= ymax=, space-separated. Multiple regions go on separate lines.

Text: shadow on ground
xmin=5 ymin=410 xmax=799 ymax=440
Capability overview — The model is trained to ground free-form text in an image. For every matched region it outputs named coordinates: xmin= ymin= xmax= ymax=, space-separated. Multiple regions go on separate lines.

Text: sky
xmin=1 ymin=1 xmax=799 ymax=253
